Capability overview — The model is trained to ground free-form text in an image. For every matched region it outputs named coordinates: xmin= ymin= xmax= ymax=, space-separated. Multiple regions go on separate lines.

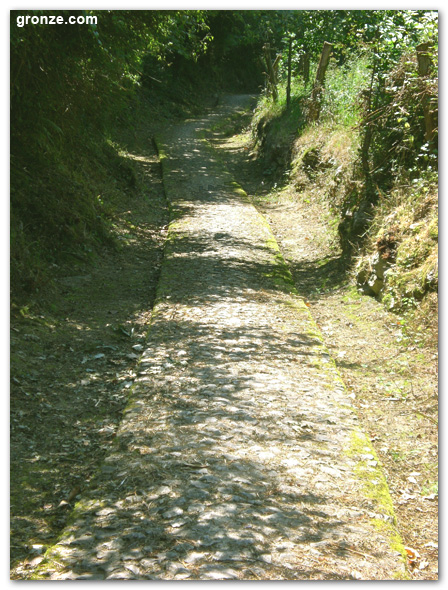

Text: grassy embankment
xmin=11 ymin=80 xmax=213 ymax=308
xmin=250 ymin=51 xmax=438 ymax=346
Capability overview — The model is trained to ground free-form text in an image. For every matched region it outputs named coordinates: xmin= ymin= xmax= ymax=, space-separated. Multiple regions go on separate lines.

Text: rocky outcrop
xmin=357 ymin=251 xmax=392 ymax=297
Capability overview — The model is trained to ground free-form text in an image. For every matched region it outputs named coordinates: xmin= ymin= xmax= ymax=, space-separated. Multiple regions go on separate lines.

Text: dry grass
xmin=358 ymin=182 xmax=438 ymax=345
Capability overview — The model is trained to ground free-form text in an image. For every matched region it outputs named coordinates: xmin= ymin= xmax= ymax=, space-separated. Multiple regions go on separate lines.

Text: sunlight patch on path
xmin=34 ymin=95 xmax=406 ymax=581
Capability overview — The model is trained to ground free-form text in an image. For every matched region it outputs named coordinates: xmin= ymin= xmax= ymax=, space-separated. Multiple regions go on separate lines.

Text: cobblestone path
xmin=36 ymin=96 xmax=406 ymax=580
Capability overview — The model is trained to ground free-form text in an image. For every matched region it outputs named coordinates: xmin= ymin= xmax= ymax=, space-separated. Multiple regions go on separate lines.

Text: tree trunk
xmin=299 ymin=52 xmax=310 ymax=86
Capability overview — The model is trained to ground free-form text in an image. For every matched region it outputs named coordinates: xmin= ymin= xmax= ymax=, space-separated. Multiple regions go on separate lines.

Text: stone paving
xmin=35 ymin=96 xmax=406 ymax=580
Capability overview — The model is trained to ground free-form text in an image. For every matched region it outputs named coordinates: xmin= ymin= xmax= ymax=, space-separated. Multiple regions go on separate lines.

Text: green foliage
xmin=363 ymin=53 xmax=437 ymax=190
xmin=357 ymin=10 xmax=438 ymax=194
xmin=320 ymin=54 xmax=371 ymax=127
xmin=10 ymin=10 xmax=211 ymax=151
xmin=250 ymin=86 xmax=308 ymax=178
xmin=367 ymin=10 xmax=438 ymax=70
xmin=10 ymin=9 xmax=212 ymax=298
xmin=10 ymin=8 xmax=439 ymax=305
xmin=249 ymin=10 xmax=438 ymax=339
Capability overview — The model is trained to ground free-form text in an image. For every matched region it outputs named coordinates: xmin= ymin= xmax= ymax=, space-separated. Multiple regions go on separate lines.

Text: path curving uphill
xmin=34 ymin=95 xmax=407 ymax=580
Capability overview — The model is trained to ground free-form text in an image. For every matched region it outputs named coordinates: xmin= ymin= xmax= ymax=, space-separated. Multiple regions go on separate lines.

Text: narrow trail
xmin=35 ymin=96 xmax=406 ymax=580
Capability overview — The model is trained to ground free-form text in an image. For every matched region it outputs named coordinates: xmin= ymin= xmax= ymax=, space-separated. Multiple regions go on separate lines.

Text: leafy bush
xmin=10 ymin=9 xmax=211 ymax=299
xmin=362 ymin=52 xmax=437 ymax=190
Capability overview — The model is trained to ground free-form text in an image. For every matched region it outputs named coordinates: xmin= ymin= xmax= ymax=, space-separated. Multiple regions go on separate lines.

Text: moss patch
xmin=346 ymin=430 xmax=408 ymax=577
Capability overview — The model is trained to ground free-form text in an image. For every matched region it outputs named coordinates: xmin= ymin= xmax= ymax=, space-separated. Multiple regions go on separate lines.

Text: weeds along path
xmin=34 ymin=95 xmax=407 ymax=580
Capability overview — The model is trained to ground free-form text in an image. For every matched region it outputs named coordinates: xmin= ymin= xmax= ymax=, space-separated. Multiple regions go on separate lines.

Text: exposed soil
xmin=215 ymin=117 xmax=438 ymax=580
xmin=10 ymin=96 xmax=438 ymax=580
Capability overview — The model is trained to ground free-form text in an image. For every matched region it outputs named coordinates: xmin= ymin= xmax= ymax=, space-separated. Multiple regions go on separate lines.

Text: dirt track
xmin=26 ymin=96 xmax=408 ymax=580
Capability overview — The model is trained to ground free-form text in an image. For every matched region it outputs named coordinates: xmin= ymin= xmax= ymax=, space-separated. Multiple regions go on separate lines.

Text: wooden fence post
xmin=416 ymin=42 xmax=437 ymax=144
xmin=286 ymin=37 xmax=292 ymax=109
xmin=308 ymin=41 xmax=333 ymax=122
xmin=263 ymin=44 xmax=279 ymax=102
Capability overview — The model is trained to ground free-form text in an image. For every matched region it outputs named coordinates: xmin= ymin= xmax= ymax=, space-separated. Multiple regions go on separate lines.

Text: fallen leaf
xmin=398 ymin=492 xmax=415 ymax=504
xmin=422 ymin=493 xmax=438 ymax=501
xmin=28 ymin=555 xmax=45 ymax=567
xmin=350 ymin=571 xmax=363 ymax=580
xmin=405 ymin=547 xmax=420 ymax=564
xmin=66 ymin=486 xmax=81 ymax=503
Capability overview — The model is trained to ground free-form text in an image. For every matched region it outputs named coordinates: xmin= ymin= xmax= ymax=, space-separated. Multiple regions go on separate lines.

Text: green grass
xmin=320 ymin=54 xmax=371 ymax=127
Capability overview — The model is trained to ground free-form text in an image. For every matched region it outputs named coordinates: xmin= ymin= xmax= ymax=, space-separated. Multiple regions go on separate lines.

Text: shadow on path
xmin=36 ymin=95 xmax=405 ymax=581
